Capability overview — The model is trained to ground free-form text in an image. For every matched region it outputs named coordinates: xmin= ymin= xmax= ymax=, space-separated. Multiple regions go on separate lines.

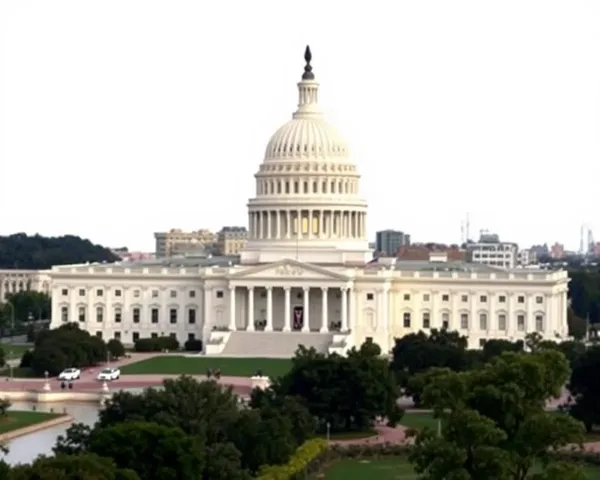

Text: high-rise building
xmin=375 ymin=230 xmax=410 ymax=256
xmin=154 ymin=229 xmax=217 ymax=257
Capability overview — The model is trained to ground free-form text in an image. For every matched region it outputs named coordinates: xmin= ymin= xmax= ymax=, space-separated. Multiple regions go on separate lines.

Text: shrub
xmin=134 ymin=337 xmax=179 ymax=353
xmin=106 ymin=339 xmax=125 ymax=359
xmin=184 ymin=339 xmax=203 ymax=352
xmin=256 ymin=438 xmax=328 ymax=480
xmin=20 ymin=350 xmax=33 ymax=368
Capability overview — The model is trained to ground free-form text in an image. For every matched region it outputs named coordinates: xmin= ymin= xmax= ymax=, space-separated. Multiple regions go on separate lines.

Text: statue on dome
xmin=302 ymin=45 xmax=314 ymax=80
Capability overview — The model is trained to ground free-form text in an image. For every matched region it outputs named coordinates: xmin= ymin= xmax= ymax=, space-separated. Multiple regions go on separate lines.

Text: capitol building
xmin=48 ymin=47 xmax=569 ymax=356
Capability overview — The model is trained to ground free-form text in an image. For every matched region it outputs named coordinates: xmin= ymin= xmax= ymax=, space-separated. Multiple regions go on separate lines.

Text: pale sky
xmin=1 ymin=1 xmax=599 ymax=252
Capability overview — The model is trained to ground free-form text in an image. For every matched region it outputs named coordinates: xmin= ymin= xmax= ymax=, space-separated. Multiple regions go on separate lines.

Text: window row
xmin=60 ymin=306 xmax=198 ymax=324
xmin=97 ymin=331 xmax=198 ymax=343
xmin=61 ymin=288 xmax=231 ymax=300
xmin=401 ymin=312 xmax=545 ymax=332
xmin=395 ymin=293 xmax=545 ymax=304
xmin=258 ymin=178 xmax=357 ymax=196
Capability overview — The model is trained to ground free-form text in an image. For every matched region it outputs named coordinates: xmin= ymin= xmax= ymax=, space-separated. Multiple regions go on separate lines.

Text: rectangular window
xmin=423 ymin=294 xmax=430 ymax=302
xmin=499 ymin=295 xmax=506 ymax=303
xmin=442 ymin=294 xmax=449 ymax=302
xmin=170 ymin=290 xmax=177 ymax=298
xmin=536 ymin=296 xmax=543 ymax=304
xmin=61 ymin=307 xmax=69 ymax=322
xmin=151 ymin=308 xmax=159 ymax=324
xmin=132 ymin=332 xmax=140 ymax=342
xmin=114 ymin=331 xmax=121 ymax=340
xmin=133 ymin=290 xmax=140 ymax=298
xmin=78 ymin=307 xmax=86 ymax=322
xmin=518 ymin=296 xmax=525 ymax=304
xmin=479 ymin=313 xmax=487 ymax=330
xmin=460 ymin=313 xmax=469 ymax=329
xmin=498 ymin=314 xmax=507 ymax=331
xmin=79 ymin=289 xmax=86 ymax=297
xmin=479 ymin=295 xmax=487 ymax=303
xmin=152 ymin=290 xmax=159 ymax=298
xmin=403 ymin=312 xmax=411 ymax=328
xmin=96 ymin=307 xmax=104 ymax=323
xmin=187 ymin=333 xmax=196 ymax=341
xmin=133 ymin=308 xmax=140 ymax=323
xmin=517 ymin=314 xmax=525 ymax=331
xmin=461 ymin=295 xmax=468 ymax=303
xmin=169 ymin=333 xmax=177 ymax=339
xmin=535 ymin=315 xmax=544 ymax=332
xmin=422 ymin=312 xmax=430 ymax=329
xmin=151 ymin=332 xmax=158 ymax=339
xmin=114 ymin=308 xmax=122 ymax=323
xmin=169 ymin=308 xmax=177 ymax=324
xmin=115 ymin=289 xmax=122 ymax=297
xmin=366 ymin=293 xmax=374 ymax=300
xmin=403 ymin=294 xmax=410 ymax=301
xmin=96 ymin=331 xmax=103 ymax=339
xmin=189 ymin=290 xmax=196 ymax=298
xmin=216 ymin=291 xmax=224 ymax=298
xmin=96 ymin=289 xmax=103 ymax=296
xmin=442 ymin=312 xmax=449 ymax=329
xmin=61 ymin=289 xmax=68 ymax=296
xmin=188 ymin=309 xmax=196 ymax=324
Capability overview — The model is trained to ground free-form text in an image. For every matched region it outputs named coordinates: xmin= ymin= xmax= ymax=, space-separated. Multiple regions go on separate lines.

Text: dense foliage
xmin=410 ymin=350 xmax=585 ymax=479
xmin=0 ymin=233 xmax=118 ymax=269
xmin=0 ymin=291 xmax=51 ymax=324
xmin=134 ymin=336 xmax=179 ymax=352
xmin=53 ymin=375 xmax=315 ymax=479
xmin=255 ymin=343 xmax=403 ymax=433
xmin=29 ymin=323 xmax=107 ymax=376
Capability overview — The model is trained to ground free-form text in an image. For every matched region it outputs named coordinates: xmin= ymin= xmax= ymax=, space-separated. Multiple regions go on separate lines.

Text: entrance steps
xmin=211 ymin=331 xmax=334 ymax=358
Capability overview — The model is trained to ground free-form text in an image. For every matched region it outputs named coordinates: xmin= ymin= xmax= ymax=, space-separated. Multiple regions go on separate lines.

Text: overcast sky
xmin=1 ymin=0 xmax=599 ymax=251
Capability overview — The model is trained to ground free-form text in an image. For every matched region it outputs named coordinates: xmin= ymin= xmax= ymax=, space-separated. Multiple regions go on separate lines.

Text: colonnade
xmin=248 ymin=210 xmax=366 ymax=240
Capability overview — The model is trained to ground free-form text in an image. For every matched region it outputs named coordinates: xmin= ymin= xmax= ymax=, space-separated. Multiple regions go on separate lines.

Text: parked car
xmin=58 ymin=368 xmax=81 ymax=381
xmin=96 ymin=367 xmax=120 ymax=381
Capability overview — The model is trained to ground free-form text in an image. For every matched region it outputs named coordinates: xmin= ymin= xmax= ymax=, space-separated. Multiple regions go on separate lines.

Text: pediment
xmin=230 ymin=259 xmax=348 ymax=281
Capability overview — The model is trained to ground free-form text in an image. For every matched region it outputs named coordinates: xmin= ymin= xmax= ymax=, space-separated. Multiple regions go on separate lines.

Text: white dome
xmin=264 ymin=117 xmax=349 ymax=162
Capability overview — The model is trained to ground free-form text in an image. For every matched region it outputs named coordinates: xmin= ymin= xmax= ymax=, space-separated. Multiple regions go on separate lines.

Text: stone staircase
xmin=213 ymin=331 xmax=335 ymax=358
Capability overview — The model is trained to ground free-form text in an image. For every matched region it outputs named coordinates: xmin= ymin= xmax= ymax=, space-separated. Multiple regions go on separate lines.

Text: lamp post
xmin=8 ymin=351 xmax=13 ymax=380
xmin=326 ymin=422 xmax=331 ymax=444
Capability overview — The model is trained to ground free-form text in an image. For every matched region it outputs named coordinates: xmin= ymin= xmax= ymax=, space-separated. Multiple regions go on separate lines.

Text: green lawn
xmin=0 ymin=343 xmax=31 ymax=360
xmin=120 ymin=356 xmax=293 ymax=378
xmin=325 ymin=457 xmax=600 ymax=479
xmin=0 ymin=410 xmax=63 ymax=435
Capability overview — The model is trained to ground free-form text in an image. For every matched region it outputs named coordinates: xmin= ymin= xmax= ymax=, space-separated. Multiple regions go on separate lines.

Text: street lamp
xmin=326 ymin=422 xmax=331 ymax=443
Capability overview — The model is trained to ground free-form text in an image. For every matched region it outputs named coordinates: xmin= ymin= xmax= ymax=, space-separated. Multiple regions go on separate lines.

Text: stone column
xmin=321 ymin=287 xmax=328 ymax=333
xmin=302 ymin=287 xmax=310 ymax=332
xmin=489 ymin=292 xmax=495 ymax=334
xmin=348 ymin=286 xmax=355 ymax=331
xmin=527 ymin=295 xmax=534 ymax=333
xmin=266 ymin=211 xmax=271 ymax=239
xmin=308 ymin=210 xmax=313 ymax=239
xmin=266 ymin=286 xmax=273 ymax=331
xmin=228 ymin=286 xmax=236 ymax=331
xmin=247 ymin=287 xmax=255 ymax=331
xmin=283 ymin=287 xmax=291 ymax=332
xmin=286 ymin=211 xmax=291 ymax=239
xmin=341 ymin=287 xmax=348 ymax=331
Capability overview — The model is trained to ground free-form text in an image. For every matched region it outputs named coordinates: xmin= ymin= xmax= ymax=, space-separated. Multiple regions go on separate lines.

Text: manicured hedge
xmin=134 ymin=336 xmax=179 ymax=352
xmin=184 ymin=339 xmax=203 ymax=352
xmin=256 ymin=438 xmax=328 ymax=480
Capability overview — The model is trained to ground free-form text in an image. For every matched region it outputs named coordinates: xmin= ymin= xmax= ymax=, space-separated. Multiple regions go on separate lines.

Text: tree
xmin=268 ymin=343 xmax=402 ymax=434
xmin=481 ymin=339 xmax=523 ymax=362
xmin=30 ymin=323 xmax=107 ymax=376
xmin=0 ymin=233 xmax=119 ymax=270
xmin=86 ymin=422 xmax=204 ymax=480
xmin=390 ymin=329 xmax=472 ymax=404
xmin=106 ymin=339 xmax=125 ymax=359
xmin=567 ymin=308 xmax=588 ymax=341
xmin=3 ymin=291 xmax=51 ymax=323
xmin=409 ymin=350 xmax=585 ymax=480
xmin=568 ymin=345 xmax=600 ymax=432
xmin=7 ymin=453 xmax=139 ymax=480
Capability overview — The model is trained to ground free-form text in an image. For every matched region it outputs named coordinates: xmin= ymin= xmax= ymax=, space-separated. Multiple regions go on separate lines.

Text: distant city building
xmin=549 ymin=243 xmax=565 ymax=259
xmin=397 ymin=244 xmax=465 ymax=262
xmin=154 ymin=229 xmax=217 ymax=258
xmin=0 ymin=270 xmax=50 ymax=300
xmin=116 ymin=251 xmax=155 ymax=262
xmin=375 ymin=230 xmax=411 ymax=256
xmin=530 ymin=244 xmax=550 ymax=259
xmin=217 ymin=227 xmax=248 ymax=255
xmin=465 ymin=232 xmax=518 ymax=269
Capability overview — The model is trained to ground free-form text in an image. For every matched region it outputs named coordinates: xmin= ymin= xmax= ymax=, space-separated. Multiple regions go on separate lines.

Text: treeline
xmin=0 ymin=233 xmax=118 ymax=269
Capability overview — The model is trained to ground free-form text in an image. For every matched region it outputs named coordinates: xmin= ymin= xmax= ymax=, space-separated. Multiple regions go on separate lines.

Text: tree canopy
xmin=409 ymin=350 xmax=585 ymax=480
xmin=0 ymin=233 xmax=118 ymax=269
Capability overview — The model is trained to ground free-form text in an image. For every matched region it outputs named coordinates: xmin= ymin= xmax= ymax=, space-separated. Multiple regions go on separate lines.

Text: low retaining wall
xmin=0 ymin=390 xmax=112 ymax=404
xmin=0 ymin=414 xmax=73 ymax=442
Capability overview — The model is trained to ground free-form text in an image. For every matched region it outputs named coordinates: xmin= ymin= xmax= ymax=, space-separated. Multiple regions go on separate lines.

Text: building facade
xmin=217 ymin=227 xmax=248 ymax=255
xmin=376 ymin=230 xmax=411 ymax=256
xmin=47 ymin=47 xmax=570 ymax=355
xmin=0 ymin=270 xmax=51 ymax=300
xmin=154 ymin=229 xmax=217 ymax=258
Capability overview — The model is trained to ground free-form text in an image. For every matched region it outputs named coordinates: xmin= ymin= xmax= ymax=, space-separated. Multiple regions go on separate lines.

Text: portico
xmin=227 ymin=284 xmax=351 ymax=333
